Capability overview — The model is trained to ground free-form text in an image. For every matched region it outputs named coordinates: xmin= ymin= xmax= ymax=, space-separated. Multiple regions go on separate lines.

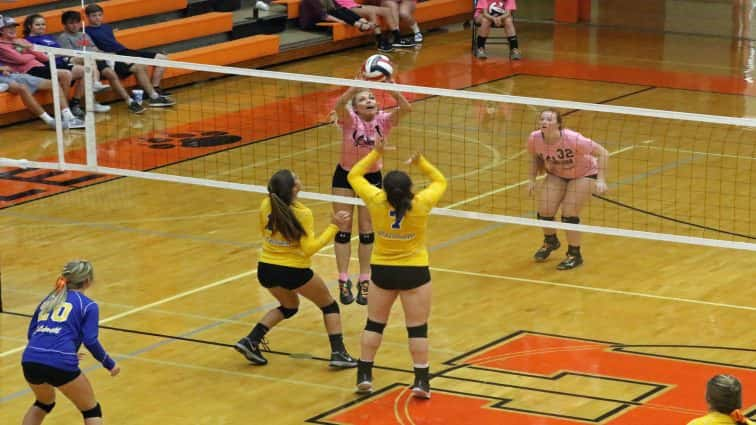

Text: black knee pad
xmin=359 ymin=232 xmax=374 ymax=245
xmin=82 ymin=403 xmax=102 ymax=419
xmin=335 ymin=231 xmax=351 ymax=244
xmin=537 ymin=213 xmax=555 ymax=221
xmin=561 ymin=216 xmax=580 ymax=224
xmin=320 ymin=301 xmax=339 ymax=315
xmin=364 ymin=319 xmax=386 ymax=334
xmin=407 ymin=323 xmax=428 ymax=338
xmin=34 ymin=401 xmax=55 ymax=413
xmin=277 ymin=306 xmax=298 ymax=319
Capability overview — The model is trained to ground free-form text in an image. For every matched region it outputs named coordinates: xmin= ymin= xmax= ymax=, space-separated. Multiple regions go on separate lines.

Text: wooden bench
xmin=0 ymin=35 xmax=280 ymax=115
xmin=116 ymin=12 xmax=233 ymax=50
xmin=15 ymin=0 xmax=189 ymax=34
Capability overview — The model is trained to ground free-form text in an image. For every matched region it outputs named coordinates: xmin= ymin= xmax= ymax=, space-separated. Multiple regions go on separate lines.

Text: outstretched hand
xmin=405 ymin=152 xmax=422 ymax=165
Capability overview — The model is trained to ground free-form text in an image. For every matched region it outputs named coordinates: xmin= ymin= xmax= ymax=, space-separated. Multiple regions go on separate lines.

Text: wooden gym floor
xmin=0 ymin=22 xmax=754 ymax=425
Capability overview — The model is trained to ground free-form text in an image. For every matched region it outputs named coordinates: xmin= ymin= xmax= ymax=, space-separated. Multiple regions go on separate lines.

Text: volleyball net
xmin=1 ymin=46 xmax=754 ymax=258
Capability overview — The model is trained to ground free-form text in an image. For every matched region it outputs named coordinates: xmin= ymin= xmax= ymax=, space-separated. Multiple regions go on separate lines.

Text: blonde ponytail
xmin=38 ymin=260 xmax=93 ymax=317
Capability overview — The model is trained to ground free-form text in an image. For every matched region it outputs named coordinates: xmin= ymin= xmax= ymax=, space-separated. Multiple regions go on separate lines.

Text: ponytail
xmin=266 ymin=170 xmax=305 ymax=242
xmin=731 ymin=409 xmax=747 ymax=425
xmin=383 ymin=170 xmax=414 ymax=222
xmin=38 ymin=260 xmax=93 ymax=317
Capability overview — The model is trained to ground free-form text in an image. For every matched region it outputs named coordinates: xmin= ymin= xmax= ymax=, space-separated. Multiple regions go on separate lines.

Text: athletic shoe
xmin=70 ymin=104 xmax=84 ymax=118
xmin=255 ymin=0 xmax=269 ymax=11
xmin=378 ymin=38 xmax=394 ymax=53
xmin=154 ymin=86 xmax=172 ymax=96
xmin=128 ymin=101 xmax=146 ymax=114
xmin=338 ymin=279 xmax=354 ymax=305
xmin=329 ymin=351 xmax=358 ymax=368
xmin=0 ymin=82 xmax=8 ymax=93
xmin=411 ymin=376 xmax=431 ymax=399
xmin=510 ymin=48 xmax=522 ymax=60
xmin=556 ymin=254 xmax=583 ymax=270
xmin=413 ymin=32 xmax=423 ymax=44
xmin=234 ymin=337 xmax=268 ymax=365
xmin=393 ymin=37 xmax=416 ymax=48
xmin=475 ymin=48 xmax=488 ymax=59
xmin=146 ymin=95 xmax=176 ymax=107
xmin=356 ymin=280 xmax=368 ymax=306
xmin=65 ymin=117 xmax=85 ymax=129
xmin=93 ymin=81 xmax=110 ymax=93
xmin=356 ymin=368 xmax=373 ymax=394
xmin=92 ymin=103 xmax=111 ymax=113
xmin=534 ymin=239 xmax=561 ymax=262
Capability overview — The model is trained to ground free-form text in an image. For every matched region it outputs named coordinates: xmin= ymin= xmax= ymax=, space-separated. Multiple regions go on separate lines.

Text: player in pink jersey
xmin=474 ymin=0 xmax=520 ymax=60
xmin=526 ymin=109 xmax=609 ymax=270
xmin=331 ymin=80 xmax=411 ymax=305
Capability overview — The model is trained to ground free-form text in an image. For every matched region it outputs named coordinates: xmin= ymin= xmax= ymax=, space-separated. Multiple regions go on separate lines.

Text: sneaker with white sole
xmin=65 ymin=117 xmax=85 ymax=129
xmin=92 ymin=103 xmax=111 ymax=113
xmin=329 ymin=351 xmax=358 ymax=368
xmin=146 ymin=95 xmax=176 ymax=107
xmin=475 ymin=48 xmax=488 ymax=59
xmin=234 ymin=337 xmax=268 ymax=365
xmin=93 ymin=81 xmax=110 ymax=93
xmin=128 ymin=100 xmax=146 ymax=114
xmin=413 ymin=32 xmax=423 ymax=44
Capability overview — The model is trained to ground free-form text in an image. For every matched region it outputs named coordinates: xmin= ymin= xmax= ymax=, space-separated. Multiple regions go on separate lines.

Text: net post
xmin=46 ymin=50 xmax=65 ymax=169
xmin=83 ymin=53 xmax=98 ymax=169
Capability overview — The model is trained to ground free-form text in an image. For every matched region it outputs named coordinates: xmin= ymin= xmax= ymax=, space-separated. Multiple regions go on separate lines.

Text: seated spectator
xmin=331 ymin=0 xmax=405 ymax=51
xmin=23 ymin=14 xmax=111 ymax=115
xmin=0 ymin=16 xmax=83 ymax=128
xmin=473 ymin=0 xmax=521 ymax=60
xmin=299 ymin=0 xmax=375 ymax=33
xmin=363 ymin=0 xmax=422 ymax=45
xmin=0 ymin=64 xmax=84 ymax=129
xmin=84 ymin=4 xmax=174 ymax=107
xmin=687 ymin=374 xmax=754 ymax=425
xmin=58 ymin=11 xmax=145 ymax=114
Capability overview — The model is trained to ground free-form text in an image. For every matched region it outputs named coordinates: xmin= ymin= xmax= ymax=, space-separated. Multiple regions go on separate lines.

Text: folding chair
xmin=470 ymin=0 xmax=510 ymax=56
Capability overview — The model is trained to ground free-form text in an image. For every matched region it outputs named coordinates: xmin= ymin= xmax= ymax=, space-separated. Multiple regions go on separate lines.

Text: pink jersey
xmin=527 ymin=129 xmax=599 ymax=179
xmin=475 ymin=0 xmax=517 ymax=18
xmin=333 ymin=0 xmax=360 ymax=8
xmin=339 ymin=109 xmax=393 ymax=173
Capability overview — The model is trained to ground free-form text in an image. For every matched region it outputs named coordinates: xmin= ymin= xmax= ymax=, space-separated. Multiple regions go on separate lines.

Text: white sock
xmin=62 ymin=108 xmax=76 ymax=121
xmin=126 ymin=97 xmax=134 ymax=105
xmin=414 ymin=363 xmax=429 ymax=369
xmin=150 ymin=91 xmax=159 ymax=100
xmin=39 ymin=112 xmax=54 ymax=125
xmin=411 ymin=23 xmax=420 ymax=33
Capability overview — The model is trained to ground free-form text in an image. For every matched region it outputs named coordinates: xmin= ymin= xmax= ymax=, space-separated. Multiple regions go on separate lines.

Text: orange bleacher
xmin=15 ymin=0 xmax=189 ymax=34
xmin=0 ymin=0 xmax=56 ymax=12
xmin=116 ymin=12 xmax=233 ymax=50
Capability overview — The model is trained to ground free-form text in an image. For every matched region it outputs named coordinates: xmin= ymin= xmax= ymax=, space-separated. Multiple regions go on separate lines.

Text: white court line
xmin=118 ymin=354 xmax=354 ymax=392
xmin=445 ymin=143 xmax=639 ymax=209
xmin=429 ymin=266 xmax=756 ymax=312
xmin=0 ymin=269 xmax=257 ymax=358
xmin=640 ymin=145 xmax=756 ymax=160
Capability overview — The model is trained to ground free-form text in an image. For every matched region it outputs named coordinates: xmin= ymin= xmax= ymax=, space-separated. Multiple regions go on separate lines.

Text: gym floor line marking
xmin=0 ymin=269 xmax=257 ymax=358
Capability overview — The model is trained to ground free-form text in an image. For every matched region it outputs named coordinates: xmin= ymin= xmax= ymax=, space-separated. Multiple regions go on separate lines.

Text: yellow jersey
xmin=348 ymin=150 xmax=447 ymax=266
xmin=687 ymin=412 xmax=755 ymax=425
xmin=258 ymin=197 xmax=338 ymax=268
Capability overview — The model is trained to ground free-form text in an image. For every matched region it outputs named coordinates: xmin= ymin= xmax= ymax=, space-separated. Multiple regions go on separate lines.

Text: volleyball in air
xmin=362 ymin=54 xmax=394 ymax=81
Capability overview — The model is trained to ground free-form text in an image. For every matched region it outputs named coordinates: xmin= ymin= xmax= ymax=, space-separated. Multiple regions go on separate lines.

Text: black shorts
xmin=551 ymin=173 xmax=597 ymax=183
xmin=27 ymin=66 xmax=53 ymax=80
xmin=113 ymin=49 xmax=159 ymax=78
xmin=332 ymin=163 xmax=382 ymax=191
xmin=22 ymin=362 xmax=80 ymax=387
xmin=370 ymin=265 xmax=430 ymax=290
xmin=258 ymin=262 xmax=314 ymax=290
xmin=96 ymin=60 xmax=111 ymax=72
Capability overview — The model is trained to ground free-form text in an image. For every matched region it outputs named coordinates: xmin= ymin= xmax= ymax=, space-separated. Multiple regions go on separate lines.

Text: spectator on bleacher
xmin=364 ymin=0 xmax=422 ymax=45
xmin=299 ymin=0 xmax=375 ymax=33
xmin=332 ymin=0 xmax=404 ymax=51
xmin=57 ymin=11 xmax=145 ymax=114
xmin=474 ymin=0 xmax=521 ymax=60
xmin=0 ymin=16 xmax=84 ymax=128
xmin=0 ymin=64 xmax=84 ymax=129
xmin=23 ymin=14 xmax=112 ymax=116
xmin=84 ymin=4 xmax=175 ymax=107
xmin=688 ymin=375 xmax=754 ymax=425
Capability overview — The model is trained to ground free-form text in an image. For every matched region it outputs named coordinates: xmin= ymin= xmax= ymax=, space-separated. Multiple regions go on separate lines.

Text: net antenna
xmin=2 ymin=46 xmax=754 ymax=253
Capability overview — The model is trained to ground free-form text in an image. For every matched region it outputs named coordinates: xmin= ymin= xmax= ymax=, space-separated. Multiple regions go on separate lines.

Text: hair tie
xmin=55 ymin=276 xmax=67 ymax=292
xmin=731 ymin=409 xmax=746 ymax=424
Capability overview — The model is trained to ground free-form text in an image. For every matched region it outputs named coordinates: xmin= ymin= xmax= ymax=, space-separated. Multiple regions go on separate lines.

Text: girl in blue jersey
xmin=21 ymin=260 xmax=119 ymax=425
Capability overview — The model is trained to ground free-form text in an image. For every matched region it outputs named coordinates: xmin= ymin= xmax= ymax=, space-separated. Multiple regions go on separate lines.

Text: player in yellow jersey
xmin=688 ymin=375 xmax=754 ymax=425
xmin=347 ymin=138 xmax=447 ymax=399
xmin=234 ymin=169 xmax=358 ymax=369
